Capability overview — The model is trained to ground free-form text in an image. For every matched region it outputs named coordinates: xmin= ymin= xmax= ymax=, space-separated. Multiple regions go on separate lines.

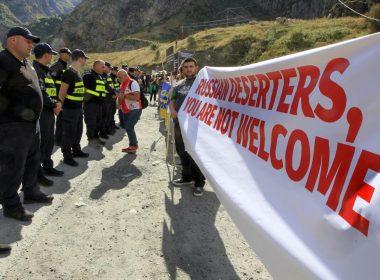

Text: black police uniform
xmin=60 ymin=68 xmax=85 ymax=162
xmin=33 ymin=61 xmax=59 ymax=173
xmin=0 ymin=49 xmax=51 ymax=210
xmin=111 ymin=73 xmax=120 ymax=129
xmin=50 ymin=58 xmax=68 ymax=145
xmin=101 ymin=73 xmax=116 ymax=135
xmin=83 ymin=70 xmax=106 ymax=140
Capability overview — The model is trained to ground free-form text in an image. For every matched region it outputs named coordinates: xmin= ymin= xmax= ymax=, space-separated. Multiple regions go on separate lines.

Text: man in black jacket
xmin=101 ymin=62 xmax=117 ymax=136
xmin=33 ymin=43 xmax=64 ymax=187
xmin=51 ymin=48 xmax=71 ymax=146
xmin=58 ymin=49 xmax=89 ymax=167
xmin=83 ymin=60 xmax=107 ymax=146
xmin=0 ymin=27 xmax=54 ymax=222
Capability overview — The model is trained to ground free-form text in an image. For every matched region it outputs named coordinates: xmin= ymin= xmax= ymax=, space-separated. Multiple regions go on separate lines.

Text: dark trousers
xmin=123 ymin=109 xmax=142 ymax=146
xmin=174 ymin=121 xmax=205 ymax=188
xmin=150 ymin=90 xmax=157 ymax=102
xmin=101 ymin=100 xmax=112 ymax=134
xmin=0 ymin=123 xmax=41 ymax=209
xmin=84 ymin=102 xmax=102 ymax=139
xmin=55 ymin=113 xmax=62 ymax=144
xmin=40 ymin=109 xmax=55 ymax=169
xmin=118 ymin=109 xmax=125 ymax=128
xmin=110 ymin=99 xmax=117 ymax=128
xmin=61 ymin=108 xmax=83 ymax=159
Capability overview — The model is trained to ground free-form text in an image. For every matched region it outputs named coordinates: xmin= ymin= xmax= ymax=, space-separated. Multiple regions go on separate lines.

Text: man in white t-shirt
xmin=117 ymin=69 xmax=142 ymax=153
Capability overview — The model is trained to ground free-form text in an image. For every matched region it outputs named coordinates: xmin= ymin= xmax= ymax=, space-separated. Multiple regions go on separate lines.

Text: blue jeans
xmin=123 ymin=109 xmax=142 ymax=146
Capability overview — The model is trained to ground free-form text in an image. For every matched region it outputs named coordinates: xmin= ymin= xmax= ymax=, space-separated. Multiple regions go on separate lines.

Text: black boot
xmin=43 ymin=167 xmax=64 ymax=177
xmin=38 ymin=172 xmax=54 ymax=187
xmin=0 ymin=244 xmax=11 ymax=253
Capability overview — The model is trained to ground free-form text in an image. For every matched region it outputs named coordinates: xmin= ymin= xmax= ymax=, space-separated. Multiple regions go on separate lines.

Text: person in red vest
xmin=117 ymin=69 xmax=142 ymax=154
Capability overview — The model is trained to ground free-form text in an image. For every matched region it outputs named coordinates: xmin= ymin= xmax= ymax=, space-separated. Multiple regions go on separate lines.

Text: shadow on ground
xmin=162 ymin=184 xmax=239 ymax=280
xmin=89 ymin=154 xmax=141 ymax=200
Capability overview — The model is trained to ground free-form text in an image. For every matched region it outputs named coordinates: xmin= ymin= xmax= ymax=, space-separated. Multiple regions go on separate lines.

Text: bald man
xmin=0 ymin=27 xmax=54 ymax=222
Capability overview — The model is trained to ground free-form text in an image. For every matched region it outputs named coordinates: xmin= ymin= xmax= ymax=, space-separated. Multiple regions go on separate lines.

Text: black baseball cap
xmin=121 ymin=64 xmax=128 ymax=69
xmin=33 ymin=43 xmax=58 ymax=57
xmin=7 ymin=26 xmax=40 ymax=43
xmin=105 ymin=62 xmax=112 ymax=68
xmin=112 ymin=66 xmax=119 ymax=71
xmin=71 ymin=49 xmax=89 ymax=60
xmin=59 ymin=48 xmax=72 ymax=55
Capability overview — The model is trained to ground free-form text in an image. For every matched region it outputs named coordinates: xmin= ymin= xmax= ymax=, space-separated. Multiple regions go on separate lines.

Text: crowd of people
xmin=0 ymin=26 xmax=205 ymax=254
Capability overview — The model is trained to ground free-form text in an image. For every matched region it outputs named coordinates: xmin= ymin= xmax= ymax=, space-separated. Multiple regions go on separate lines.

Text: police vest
xmin=106 ymin=77 xmax=114 ymax=89
xmin=45 ymin=77 xmax=57 ymax=97
xmin=66 ymin=81 xmax=85 ymax=102
xmin=54 ymin=70 xmax=66 ymax=86
xmin=86 ymin=79 xmax=106 ymax=98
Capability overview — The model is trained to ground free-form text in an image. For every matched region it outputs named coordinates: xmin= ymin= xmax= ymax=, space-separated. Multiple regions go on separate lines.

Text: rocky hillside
xmin=0 ymin=4 xmax=22 ymax=37
xmin=0 ymin=0 xmax=81 ymax=47
xmin=0 ymin=0 xmax=81 ymax=22
xmin=55 ymin=0 xmax=380 ymax=52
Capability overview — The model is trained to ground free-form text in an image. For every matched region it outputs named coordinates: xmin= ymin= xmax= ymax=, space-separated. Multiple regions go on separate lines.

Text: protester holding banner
xmin=169 ymin=58 xmax=205 ymax=197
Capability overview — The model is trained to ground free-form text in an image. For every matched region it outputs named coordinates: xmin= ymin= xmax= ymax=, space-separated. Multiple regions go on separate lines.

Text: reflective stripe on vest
xmin=66 ymin=81 xmax=85 ymax=102
xmin=96 ymin=79 xmax=107 ymax=97
xmin=55 ymin=70 xmax=66 ymax=86
xmin=45 ymin=77 xmax=57 ymax=97
xmin=106 ymin=77 xmax=114 ymax=90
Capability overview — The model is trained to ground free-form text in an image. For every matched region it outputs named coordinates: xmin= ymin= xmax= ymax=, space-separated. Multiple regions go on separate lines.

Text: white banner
xmin=178 ymin=32 xmax=380 ymax=279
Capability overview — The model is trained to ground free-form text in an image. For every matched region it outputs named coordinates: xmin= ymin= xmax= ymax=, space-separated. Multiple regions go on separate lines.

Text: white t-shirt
xmin=123 ymin=80 xmax=141 ymax=110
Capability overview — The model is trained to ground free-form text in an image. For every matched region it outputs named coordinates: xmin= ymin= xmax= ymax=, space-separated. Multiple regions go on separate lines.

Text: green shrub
xmin=313 ymin=28 xmax=351 ymax=42
xmin=187 ymin=36 xmax=197 ymax=49
xmin=286 ymin=32 xmax=313 ymax=51
xmin=368 ymin=4 xmax=380 ymax=31
xmin=150 ymin=41 xmax=159 ymax=50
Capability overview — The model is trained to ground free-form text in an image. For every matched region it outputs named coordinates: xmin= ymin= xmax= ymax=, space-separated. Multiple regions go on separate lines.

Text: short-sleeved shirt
xmin=61 ymin=68 xmax=83 ymax=109
xmin=0 ymin=49 xmax=42 ymax=124
xmin=120 ymin=79 xmax=141 ymax=110
xmin=171 ymin=77 xmax=195 ymax=111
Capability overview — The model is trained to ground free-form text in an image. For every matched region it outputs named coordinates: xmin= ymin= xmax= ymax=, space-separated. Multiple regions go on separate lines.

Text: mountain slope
xmin=0 ymin=0 xmax=81 ymax=22
xmin=0 ymin=3 xmax=22 ymax=37
xmin=56 ymin=0 xmax=380 ymax=52
xmin=87 ymin=17 xmax=370 ymax=70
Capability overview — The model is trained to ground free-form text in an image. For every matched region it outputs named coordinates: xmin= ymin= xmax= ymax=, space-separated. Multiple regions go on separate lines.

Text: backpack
xmin=120 ymin=80 xmax=148 ymax=112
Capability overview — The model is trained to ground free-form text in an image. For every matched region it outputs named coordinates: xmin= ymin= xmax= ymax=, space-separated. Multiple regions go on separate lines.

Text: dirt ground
xmin=0 ymin=104 xmax=271 ymax=280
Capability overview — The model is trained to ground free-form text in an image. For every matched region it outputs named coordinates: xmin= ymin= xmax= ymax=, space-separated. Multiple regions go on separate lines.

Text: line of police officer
xmin=0 ymin=26 xmax=122 ymax=253
xmin=82 ymin=60 xmax=120 ymax=149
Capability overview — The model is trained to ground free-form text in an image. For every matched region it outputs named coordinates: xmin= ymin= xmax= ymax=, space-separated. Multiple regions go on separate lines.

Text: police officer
xmin=111 ymin=66 xmax=120 ymax=130
xmin=33 ymin=43 xmax=64 ymax=187
xmin=51 ymin=48 xmax=72 ymax=146
xmin=0 ymin=26 xmax=54 ymax=221
xmin=102 ymin=62 xmax=117 ymax=136
xmin=83 ymin=60 xmax=107 ymax=146
xmin=58 ymin=49 xmax=89 ymax=166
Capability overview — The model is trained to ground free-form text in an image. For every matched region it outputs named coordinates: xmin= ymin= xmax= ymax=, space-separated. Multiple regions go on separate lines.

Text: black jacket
xmin=33 ymin=60 xmax=57 ymax=112
xmin=0 ymin=49 xmax=42 ymax=124
xmin=83 ymin=70 xmax=105 ymax=103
